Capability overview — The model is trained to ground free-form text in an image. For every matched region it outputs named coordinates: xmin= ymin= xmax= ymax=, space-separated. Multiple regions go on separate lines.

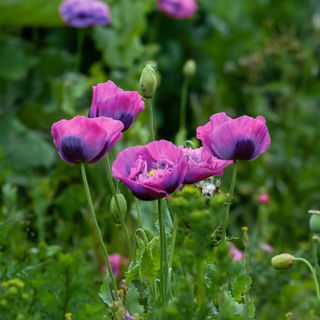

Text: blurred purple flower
xmin=88 ymin=81 xmax=145 ymax=132
xmin=258 ymin=193 xmax=271 ymax=204
xmin=51 ymin=115 xmax=123 ymax=164
xmin=181 ymin=147 xmax=232 ymax=184
xmin=157 ymin=0 xmax=198 ymax=20
xmin=104 ymin=253 xmax=129 ymax=280
xmin=261 ymin=243 xmax=274 ymax=253
xmin=112 ymin=140 xmax=188 ymax=201
xmin=124 ymin=310 xmax=136 ymax=320
xmin=59 ymin=0 xmax=111 ymax=28
xmin=197 ymin=112 xmax=271 ymax=161
xmin=229 ymin=243 xmax=244 ymax=262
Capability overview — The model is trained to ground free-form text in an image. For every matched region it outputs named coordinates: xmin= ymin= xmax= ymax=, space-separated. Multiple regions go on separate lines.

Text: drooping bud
xmin=271 ymin=253 xmax=295 ymax=270
xmin=183 ymin=59 xmax=196 ymax=79
xmin=139 ymin=64 xmax=157 ymax=98
xmin=309 ymin=210 xmax=320 ymax=234
xmin=110 ymin=194 xmax=127 ymax=226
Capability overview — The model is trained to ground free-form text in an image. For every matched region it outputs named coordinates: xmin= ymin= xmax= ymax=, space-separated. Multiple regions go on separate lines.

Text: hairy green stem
xmin=168 ymin=213 xmax=178 ymax=270
xmin=158 ymin=199 xmax=166 ymax=308
xmin=221 ymin=162 xmax=238 ymax=241
xmin=313 ymin=238 xmax=320 ymax=279
xmin=179 ymin=78 xmax=189 ymax=132
xmin=135 ymin=198 xmax=143 ymax=229
xmin=105 ymin=155 xmax=136 ymax=264
xmin=80 ymin=162 xmax=118 ymax=300
xmin=197 ymin=257 xmax=205 ymax=306
xmin=185 ymin=140 xmax=195 ymax=149
xmin=243 ymin=228 xmax=250 ymax=319
xmin=293 ymin=257 xmax=320 ymax=300
xmin=75 ymin=29 xmax=84 ymax=73
xmin=147 ymin=98 xmax=155 ymax=141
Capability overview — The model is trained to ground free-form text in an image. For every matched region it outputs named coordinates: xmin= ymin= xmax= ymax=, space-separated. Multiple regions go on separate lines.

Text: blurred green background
xmin=1 ymin=0 xmax=320 ymax=319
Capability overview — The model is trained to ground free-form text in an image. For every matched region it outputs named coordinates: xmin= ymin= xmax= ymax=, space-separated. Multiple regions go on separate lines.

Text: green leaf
xmin=125 ymin=283 xmax=144 ymax=316
xmin=232 ymin=271 xmax=252 ymax=302
xmin=99 ymin=272 xmax=113 ymax=307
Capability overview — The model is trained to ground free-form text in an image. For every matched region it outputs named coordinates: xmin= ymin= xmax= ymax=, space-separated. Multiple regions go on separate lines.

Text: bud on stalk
xmin=271 ymin=253 xmax=295 ymax=270
xmin=183 ymin=59 xmax=196 ymax=79
xmin=139 ymin=64 xmax=157 ymax=98
xmin=110 ymin=194 xmax=127 ymax=226
xmin=309 ymin=210 xmax=320 ymax=234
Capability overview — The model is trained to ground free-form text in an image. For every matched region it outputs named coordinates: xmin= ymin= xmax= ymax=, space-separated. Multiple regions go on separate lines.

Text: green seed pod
xmin=271 ymin=253 xmax=295 ymax=270
xmin=110 ymin=194 xmax=127 ymax=226
xmin=309 ymin=210 xmax=320 ymax=234
xmin=139 ymin=64 xmax=157 ymax=98
xmin=183 ymin=59 xmax=196 ymax=79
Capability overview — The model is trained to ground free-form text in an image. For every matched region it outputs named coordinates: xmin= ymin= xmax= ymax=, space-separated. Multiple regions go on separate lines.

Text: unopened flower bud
xmin=139 ymin=64 xmax=157 ymax=98
xmin=110 ymin=194 xmax=127 ymax=226
xmin=271 ymin=253 xmax=295 ymax=270
xmin=309 ymin=210 xmax=320 ymax=234
xmin=183 ymin=59 xmax=196 ymax=79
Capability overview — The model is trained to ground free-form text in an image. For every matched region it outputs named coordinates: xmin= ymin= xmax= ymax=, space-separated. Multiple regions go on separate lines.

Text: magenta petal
xmin=208 ymin=115 xmax=270 ymax=160
xmin=197 ymin=112 xmax=232 ymax=157
xmin=51 ymin=116 xmax=123 ymax=164
xmin=182 ymin=147 xmax=232 ymax=184
xmin=88 ymin=81 xmax=145 ymax=132
xmin=112 ymin=140 xmax=188 ymax=201
xmin=157 ymin=0 xmax=198 ymax=20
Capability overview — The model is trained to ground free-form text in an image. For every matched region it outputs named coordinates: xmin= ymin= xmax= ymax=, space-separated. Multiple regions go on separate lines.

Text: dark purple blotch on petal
xmin=232 ymin=139 xmax=255 ymax=160
xmin=118 ymin=113 xmax=134 ymax=132
xmin=60 ymin=137 xmax=87 ymax=163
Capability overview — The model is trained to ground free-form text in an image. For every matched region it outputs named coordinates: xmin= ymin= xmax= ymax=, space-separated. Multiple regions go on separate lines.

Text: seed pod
xmin=139 ymin=64 xmax=157 ymax=98
xmin=110 ymin=194 xmax=127 ymax=226
xmin=271 ymin=253 xmax=295 ymax=270
xmin=309 ymin=210 xmax=320 ymax=234
xmin=183 ymin=59 xmax=196 ymax=79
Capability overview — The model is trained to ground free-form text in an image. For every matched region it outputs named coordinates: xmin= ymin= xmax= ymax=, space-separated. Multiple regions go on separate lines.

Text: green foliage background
xmin=1 ymin=0 xmax=320 ymax=319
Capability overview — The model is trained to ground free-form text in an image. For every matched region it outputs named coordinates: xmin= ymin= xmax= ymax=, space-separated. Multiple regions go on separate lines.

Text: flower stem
xmin=196 ymin=257 xmax=205 ymax=306
xmin=313 ymin=237 xmax=320 ymax=279
xmin=179 ymin=78 xmax=189 ymax=132
xmin=242 ymin=227 xmax=250 ymax=319
xmin=146 ymin=98 xmax=155 ymax=141
xmin=221 ymin=161 xmax=238 ymax=241
xmin=185 ymin=140 xmax=195 ymax=149
xmin=75 ymin=28 xmax=84 ymax=73
xmin=168 ymin=212 xmax=179 ymax=270
xmin=293 ymin=257 xmax=320 ymax=300
xmin=80 ymin=162 xmax=118 ymax=300
xmin=158 ymin=199 xmax=166 ymax=308
xmin=135 ymin=198 xmax=143 ymax=229
xmin=105 ymin=155 xmax=136 ymax=264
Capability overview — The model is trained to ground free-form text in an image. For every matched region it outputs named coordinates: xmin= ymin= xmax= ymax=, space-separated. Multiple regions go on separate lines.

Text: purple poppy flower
xmin=261 ymin=243 xmax=274 ymax=253
xmin=51 ymin=115 xmax=123 ymax=164
xmin=103 ymin=253 xmax=129 ymax=280
xmin=59 ymin=0 xmax=111 ymax=28
xmin=157 ymin=0 xmax=198 ymax=20
xmin=181 ymin=147 xmax=232 ymax=184
xmin=88 ymin=81 xmax=145 ymax=132
xmin=197 ymin=112 xmax=271 ymax=161
xmin=229 ymin=243 xmax=244 ymax=262
xmin=258 ymin=193 xmax=271 ymax=204
xmin=112 ymin=140 xmax=188 ymax=201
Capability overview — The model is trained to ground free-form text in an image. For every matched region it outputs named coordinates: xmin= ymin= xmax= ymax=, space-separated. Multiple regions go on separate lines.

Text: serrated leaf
xmin=232 ymin=271 xmax=252 ymax=301
xmin=125 ymin=283 xmax=144 ymax=316
xmin=99 ymin=271 xmax=113 ymax=306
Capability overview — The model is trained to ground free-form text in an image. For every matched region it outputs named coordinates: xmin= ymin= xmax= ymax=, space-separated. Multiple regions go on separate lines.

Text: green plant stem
xmin=293 ymin=257 xmax=320 ymax=301
xmin=146 ymin=98 xmax=155 ymax=141
xmin=168 ymin=213 xmax=178 ymax=270
xmin=197 ymin=257 xmax=205 ymax=306
xmin=243 ymin=228 xmax=250 ymax=319
xmin=313 ymin=239 xmax=320 ymax=278
xmin=158 ymin=199 xmax=166 ymax=308
xmin=80 ymin=162 xmax=118 ymax=300
xmin=135 ymin=198 xmax=143 ymax=229
xmin=179 ymin=78 xmax=189 ymax=132
xmin=75 ymin=29 xmax=84 ymax=73
xmin=185 ymin=140 xmax=195 ymax=149
xmin=221 ymin=161 xmax=238 ymax=241
xmin=105 ymin=155 xmax=136 ymax=264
